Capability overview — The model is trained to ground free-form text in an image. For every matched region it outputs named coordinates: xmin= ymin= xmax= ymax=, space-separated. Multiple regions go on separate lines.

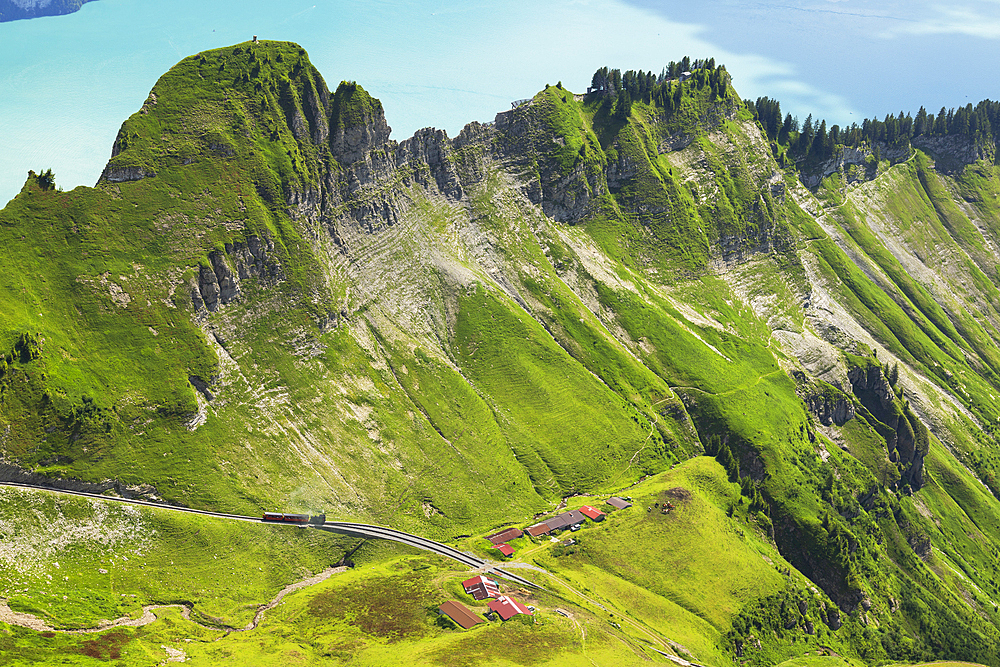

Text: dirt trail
xmin=533 ymin=569 xmax=672 ymax=652
xmin=0 ymin=566 xmax=347 ymax=635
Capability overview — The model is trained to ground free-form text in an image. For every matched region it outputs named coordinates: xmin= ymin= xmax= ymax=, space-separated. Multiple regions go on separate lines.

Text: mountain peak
xmin=97 ymin=41 xmax=391 ymax=190
xmin=329 ymin=80 xmax=391 ymax=164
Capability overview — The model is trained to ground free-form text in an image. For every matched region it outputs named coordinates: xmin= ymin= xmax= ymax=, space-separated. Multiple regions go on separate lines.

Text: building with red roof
xmin=462 ymin=575 xmax=500 ymax=600
xmin=488 ymin=595 xmax=533 ymax=621
xmin=493 ymin=543 xmax=514 ymax=557
xmin=579 ymin=505 xmax=605 ymax=521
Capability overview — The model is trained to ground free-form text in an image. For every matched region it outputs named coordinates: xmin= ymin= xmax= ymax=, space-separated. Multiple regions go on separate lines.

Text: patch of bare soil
xmin=663 ymin=487 xmax=692 ymax=503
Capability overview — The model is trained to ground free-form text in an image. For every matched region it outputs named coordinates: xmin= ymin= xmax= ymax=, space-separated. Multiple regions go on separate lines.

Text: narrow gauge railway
xmin=316 ymin=522 xmax=540 ymax=589
xmin=0 ymin=482 xmax=539 ymax=589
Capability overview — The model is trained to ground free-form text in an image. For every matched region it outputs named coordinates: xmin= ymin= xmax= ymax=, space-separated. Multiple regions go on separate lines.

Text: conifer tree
xmin=779 ymin=114 xmax=793 ymax=144
xmin=814 ymin=120 xmax=829 ymax=158
xmin=915 ymin=107 xmax=928 ymax=136
xmin=36 ymin=169 xmax=55 ymax=191
xmin=612 ymin=89 xmax=632 ymax=120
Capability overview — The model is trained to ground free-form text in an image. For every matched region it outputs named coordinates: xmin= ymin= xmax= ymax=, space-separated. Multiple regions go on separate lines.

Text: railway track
xmin=317 ymin=522 xmax=540 ymax=588
xmin=0 ymin=482 xmax=541 ymax=589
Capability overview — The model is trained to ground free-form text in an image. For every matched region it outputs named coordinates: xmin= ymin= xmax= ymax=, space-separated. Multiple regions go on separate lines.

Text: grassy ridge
xmin=453 ymin=284 xmax=653 ymax=496
xmin=537 ymin=458 xmax=785 ymax=632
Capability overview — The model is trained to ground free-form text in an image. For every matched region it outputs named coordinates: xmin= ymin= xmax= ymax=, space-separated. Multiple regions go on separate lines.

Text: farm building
xmin=493 ymin=543 xmax=514 ymax=557
xmin=526 ymin=522 xmax=551 ymax=537
xmin=487 ymin=527 xmax=523 ymax=545
xmin=546 ymin=509 xmax=586 ymax=532
xmin=527 ymin=509 xmax=589 ymax=537
xmin=607 ymin=496 xmax=632 ymax=510
xmin=439 ymin=600 xmax=483 ymax=629
xmin=488 ymin=595 xmax=533 ymax=621
xmin=462 ymin=575 xmax=500 ymax=600
xmin=579 ymin=505 xmax=605 ymax=521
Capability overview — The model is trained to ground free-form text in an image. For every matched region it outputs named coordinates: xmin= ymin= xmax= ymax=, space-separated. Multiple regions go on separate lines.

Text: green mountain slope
xmin=5 ymin=41 xmax=1000 ymax=666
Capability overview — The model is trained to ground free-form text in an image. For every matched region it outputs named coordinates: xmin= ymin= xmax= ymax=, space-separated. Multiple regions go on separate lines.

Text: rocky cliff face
xmin=799 ymin=143 xmax=912 ymax=188
xmin=848 ymin=364 xmax=927 ymax=489
xmin=797 ymin=132 xmax=994 ymax=189
xmin=806 ymin=389 xmax=856 ymax=427
xmin=329 ymin=84 xmax=392 ymax=166
xmin=190 ymin=238 xmax=283 ymax=314
xmin=912 ymin=133 xmax=995 ymax=174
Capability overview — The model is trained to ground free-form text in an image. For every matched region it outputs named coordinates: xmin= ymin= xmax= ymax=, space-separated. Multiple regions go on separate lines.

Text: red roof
xmin=439 ymin=600 xmax=483 ymax=629
xmin=579 ymin=505 xmax=605 ymax=520
xmin=462 ymin=575 xmax=498 ymax=589
xmin=488 ymin=595 xmax=533 ymax=621
xmin=494 ymin=543 xmax=514 ymax=557
xmin=487 ymin=527 xmax=523 ymax=545
xmin=462 ymin=575 xmax=500 ymax=600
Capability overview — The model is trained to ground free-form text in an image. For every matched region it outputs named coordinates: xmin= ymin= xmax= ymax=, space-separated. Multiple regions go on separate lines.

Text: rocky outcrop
xmin=657 ymin=132 xmax=695 ymax=152
xmin=0 ymin=461 xmax=159 ymax=500
xmin=331 ymin=114 xmax=390 ymax=166
xmin=303 ymin=80 xmax=330 ymax=146
xmin=397 ymin=128 xmax=464 ymax=200
xmin=799 ymin=143 xmax=911 ymax=188
xmin=912 ymin=133 xmax=995 ymax=174
xmin=806 ymin=390 xmax=855 ymax=426
xmin=847 ymin=363 xmax=928 ymax=489
xmin=100 ymin=165 xmax=154 ymax=183
xmin=329 ymin=83 xmax=392 ymax=166
xmin=717 ymin=214 xmax=790 ymax=264
xmin=97 ymin=115 xmax=156 ymax=184
xmin=487 ymin=103 xmax=603 ymax=223
xmin=849 ymin=364 xmax=895 ymax=416
xmin=822 ymin=603 xmax=842 ymax=630
xmin=798 ymin=133 xmax=994 ymax=188
xmin=191 ymin=236 xmax=283 ymax=312
xmin=284 ymin=76 xmax=779 ymax=279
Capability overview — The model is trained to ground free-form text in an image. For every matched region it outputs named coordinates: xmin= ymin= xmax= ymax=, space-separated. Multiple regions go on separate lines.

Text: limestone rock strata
xmin=191 ymin=237 xmax=283 ymax=313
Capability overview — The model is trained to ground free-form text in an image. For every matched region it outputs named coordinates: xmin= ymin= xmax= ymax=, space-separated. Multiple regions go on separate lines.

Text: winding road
xmin=0 ymin=481 xmax=540 ymax=590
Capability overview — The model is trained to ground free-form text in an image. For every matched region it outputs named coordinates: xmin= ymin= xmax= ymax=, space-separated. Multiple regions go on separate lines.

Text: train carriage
xmin=262 ymin=512 xmax=309 ymax=524
xmin=262 ymin=512 xmax=325 ymax=524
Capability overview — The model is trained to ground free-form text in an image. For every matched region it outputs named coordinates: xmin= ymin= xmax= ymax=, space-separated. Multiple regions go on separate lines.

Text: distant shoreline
xmin=0 ymin=0 xmax=98 ymax=23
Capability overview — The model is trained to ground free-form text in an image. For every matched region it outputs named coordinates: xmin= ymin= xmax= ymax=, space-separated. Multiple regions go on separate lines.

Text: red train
xmin=262 ymin=512 xmax=326 ymax=525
